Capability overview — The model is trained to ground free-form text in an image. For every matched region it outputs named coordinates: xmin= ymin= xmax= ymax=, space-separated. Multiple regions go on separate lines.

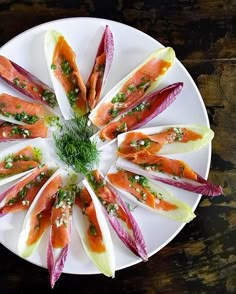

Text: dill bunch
xmin=53 ymin=115 xmax=99 ymax=175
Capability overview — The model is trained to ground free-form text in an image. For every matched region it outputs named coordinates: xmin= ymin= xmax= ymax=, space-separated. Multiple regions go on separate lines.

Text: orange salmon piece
xmin=76 ymin=188 xmax=105 ymax=253
xmin=131 ymin=150 xmax=198 ymax=181
xmin=108 ymin=170 xmax=156 ymax=208
xmin=108 ymin=170 xmax=177 ymax=211
xmin=14 ymin=145 xmax=36 ymax=159
xmin=0 ymin=120 xmax=48 ymax=140
xmin=118 ymin=132 xmax=162 ymax=157
xmin=0 ymin=93 xmax=43 ymax=117
xmin=93 ymin=59 xmax=171 ymax=127
xmin=118 ymin=128 xmax=203 ymax=157
xmin=51 ymin=202 xmax=70 ymax=249
xmin=52 ymin=36 xmax=86 ymax=114
xmin=0 ymin=160 xmax=39 ymax=176
xmin=87 ymin=52 xmax=106 ymax=110
xmin=0 ymin=166 xmax=49 ymax=214
xmin=26 ymin=175 xmax=62 ymax=246
xmin=0 ymin=56 xmax=56 ymax=106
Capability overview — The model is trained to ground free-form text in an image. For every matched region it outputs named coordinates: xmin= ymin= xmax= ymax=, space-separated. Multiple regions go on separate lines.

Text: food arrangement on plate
xmin=0 ymin=19 xmax=222 ymax=288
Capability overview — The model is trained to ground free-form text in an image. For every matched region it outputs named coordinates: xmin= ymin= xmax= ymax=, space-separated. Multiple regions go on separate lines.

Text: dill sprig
xmin=53 ymin=115 xmax=99 ymax=175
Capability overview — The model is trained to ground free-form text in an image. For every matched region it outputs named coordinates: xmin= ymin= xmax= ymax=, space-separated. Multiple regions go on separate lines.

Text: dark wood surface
xmin=0 ymin=1 xmax=235 ymax=293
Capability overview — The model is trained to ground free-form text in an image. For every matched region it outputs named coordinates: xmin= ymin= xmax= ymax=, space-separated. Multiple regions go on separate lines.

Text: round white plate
xmin=0 ymin=17 xmax=211 ymax=275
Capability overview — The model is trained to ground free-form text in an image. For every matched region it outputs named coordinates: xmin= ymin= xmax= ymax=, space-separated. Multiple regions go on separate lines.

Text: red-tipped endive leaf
xmin=0 ymin=138 xmax=52 ymax=187
xmin=0 ymin=165 xmax=49 ymax=218
xmin=89 ymin=47 xmax=175 ymax=128
xmin=86 ymin=25 xmax=114 ymax=110
xmin=0 ymin=55 xmax=57 ymax=108
xmin=91 ymin=82 xmax=183 ymax=150
xmin=17 ymin=167 xmax=65 ymax=258
xmin=47 ymin=174 xmax=78 ymax=288
xmin=85 ymin=170 xmax=148 ymax=261
xmin=47 ymin=227 xmax=70 ymax=288
xmin=106 ymin=165 xmax=196 ymax=223
xmin=116 ymin=157 xmax=223 ymax=197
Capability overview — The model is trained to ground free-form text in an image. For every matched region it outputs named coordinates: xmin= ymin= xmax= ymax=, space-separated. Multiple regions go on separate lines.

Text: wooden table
xmin=0 ymin=1 xmax=235 ymax=293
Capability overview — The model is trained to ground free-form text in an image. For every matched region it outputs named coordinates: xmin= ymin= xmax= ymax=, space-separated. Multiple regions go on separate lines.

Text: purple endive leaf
xmin=87 ymin=25 xmax=114 ymax=110
xmin=0 ymin=55 xmax=57 ymax=108
xmin=106 ymin=181 xmax=148 ymax=261
xmin=130 ymin=82 xmax=183 ymax=130
xmin=47 ymin=230 xmax=69 ymax=289
xmin=86 ymin=170 xmax=148 ymax=261
xmin=103 ymin=25 xmax=114 ymax=87
xmin=95 ymin=82 xmax=183 ymax=147
xmin=116 ymin=157 xmax=223 ymax=197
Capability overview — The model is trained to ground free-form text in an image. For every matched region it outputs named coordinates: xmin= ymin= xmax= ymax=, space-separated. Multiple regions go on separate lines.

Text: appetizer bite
xmin=107 ymin=166 xmax=195 ymax=222
xmin=44 ymin=30 xmax=87 ymax=120
xmin=85 ymin=169 xmax=148 ymax=261
xmin=73 ymin=183 xmax=115 ymax=277
xmin=86 ymin=25 xmax=114 ymax=110
xmin=0 ymin=55 xmax=57 ymax=108
xmin=89 ymin=47 xmax=175 ymax=128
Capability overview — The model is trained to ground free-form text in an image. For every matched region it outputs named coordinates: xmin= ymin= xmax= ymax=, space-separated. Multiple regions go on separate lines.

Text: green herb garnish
xmin=53 ymin=115 xmax=99 ymax=175
xmin=41 ymin=90 xmax=57 ymax=107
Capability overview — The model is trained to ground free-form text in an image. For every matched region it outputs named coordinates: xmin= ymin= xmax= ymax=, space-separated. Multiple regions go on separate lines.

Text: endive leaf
xmin=89 ymin=47 xmax=175 ymax=128
xmin=86 ymin=25 xmax=114 ymax=110
xmin=17 ymin=167 xmax=64 ymax=258
xmin=85 ymin=169 xmax=148 ymax=261
xmin=91 ymin=82 xmax=183 ymax=150
xmin=44 ymin=30 xmax=87 ymax=120
xmin=106 ymin=165 xmax=195 ymax=223
xmin=116 ymin=157 xmax=223 ymax=197
xmin=73 ymin=181 xmax=115 ymax=277
xmin=0 ymin=55 xmax=57 ymax=108
xmin=117 ymin=124 xmax=214 ymax=156
xmin=47 ymin=184 xmax=75 ymax=288
xmin=0 ymin=165 xmax=50 ymax=217
xmin=0 ymin=138 xmax=52 ymax=187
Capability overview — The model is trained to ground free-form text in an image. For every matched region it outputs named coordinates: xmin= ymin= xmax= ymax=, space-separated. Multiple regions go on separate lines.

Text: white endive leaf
xmin=0 ymin=138 xmax=52 ymax=187
xmin=17 ymin=167 xmax=68 ymax=258
xmin=44 ymin=30 xmax=73 ymax=120
xmin=73 ymin=180 xmax=115 ymax=277
xmin=89 ymin=47 xmax=175 ymax=128
xmin=117 ymin=124 xmax=214 ymax=155
xmin=106 ymin=164 xmax=195 ymax=223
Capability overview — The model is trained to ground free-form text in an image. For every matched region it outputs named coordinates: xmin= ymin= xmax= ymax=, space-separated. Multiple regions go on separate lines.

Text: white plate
xmin=0 ymin=17 xmax=211 ymax=275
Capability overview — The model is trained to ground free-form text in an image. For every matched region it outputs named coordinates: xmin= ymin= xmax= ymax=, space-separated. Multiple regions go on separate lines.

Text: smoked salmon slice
xmin=86 ymin=25 xmax=114 ymax=110
xmin=73 ymin=182 xmax=115 ymax=278
xmin=129 ymin=149 xmax=198 ymax=181
xmin=0 ymin=166 xmax=49 ymax=216
xmin=107 ymin=169 xmax=177 ymax=210
xmin=0 ymin=55 xmax=57 ymax=108
xmin=0 ymin=93 xmax=43 ymax=124
xmin=26 ymin=174 xmax=62 ymax=246
xmin=98 ymin=83 xmax=183 ymax=142
xmin=50 ymin=189 xmax=74 ymax=248
xmin=0 ymin=145 xmax=41 ymax=177
xmin=76 ymin=187 xmax=106 ymax=253
xmin=0 ymin=120 xmax=48 ymax=141
xmin=106 ymin=166 xmax=196 ymax=222
xmin=118 ymin=127 xmax=203 ymax=157
xmin=86 ymin=169 xmax=148 ymax=261
xmin=89 ymin=47 xmax=175 ymax=128
xmin=48 ymin=186 xmax=76 ymax=288
xmin=44 ymin=30 xmax=87 ymax=119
